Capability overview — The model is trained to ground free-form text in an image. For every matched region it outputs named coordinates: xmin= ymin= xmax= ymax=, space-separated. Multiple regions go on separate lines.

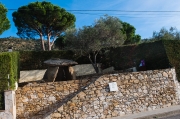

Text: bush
xmin=135 ymin=40 xmax=169 ymax=70
xmin=163 ymin=40 xmax=180 ymax=81
xmin=19 ymin=40 xmax=170 ymax=72
xmin=0 ymin=52 xmax=19 ymax=110
xmin=19 ymin=50 xmax=76 ymax=70
xmin=101 ymin=40 xmax=169 ymax=70
xmin=0 ymin=52 xmax=19 ymax=90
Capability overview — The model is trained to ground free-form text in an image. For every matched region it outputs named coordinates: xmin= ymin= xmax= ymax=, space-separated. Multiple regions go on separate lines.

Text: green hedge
xmin=0 ymin=52 xmax=19 ymax=110
xmin=101 ymin=40 xmax=170 ymax=70
xmin=19 ymin=40 xmax=170 ymax=72
xmin=0 ymin=52 xmax=19 ymax=90
xmin=19 ymin=50 xmax=76 ymax=70
xmin=135 ymin=40 xmax=169 ymax=70
xmin=163 ymin=40 xmax=180 ymax=81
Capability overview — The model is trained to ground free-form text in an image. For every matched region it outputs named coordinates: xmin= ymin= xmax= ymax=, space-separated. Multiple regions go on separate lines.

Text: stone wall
xmin=16 ymin=79 xmax=90 ymax=119
xmin=16 ymin=68 xmax=180 ymax=119
xmin=0 ymin=91 xmax=16 ymax=119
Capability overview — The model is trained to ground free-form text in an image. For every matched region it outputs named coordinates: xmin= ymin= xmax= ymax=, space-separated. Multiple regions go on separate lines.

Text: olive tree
xmin=12 ymin=1 xmax=75 ymax=51
xmin=0 ymin=3 xmax=10 ymax=35
xmin=65 ymin=15 xmax=125 ymax=73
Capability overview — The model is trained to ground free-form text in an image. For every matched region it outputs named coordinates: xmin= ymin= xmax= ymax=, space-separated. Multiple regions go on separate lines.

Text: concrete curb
xmin=136 ymin=109 xmax=180 ymax=119
xmin=109 ymin=105 xmax=180 ymax=119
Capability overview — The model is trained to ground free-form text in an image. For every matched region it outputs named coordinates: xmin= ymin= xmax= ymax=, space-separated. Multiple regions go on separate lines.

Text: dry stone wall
xmin=16 ymin=79 xmax=89 ymax=119
xmin=16 ymin=68 xmax=180 ymax=119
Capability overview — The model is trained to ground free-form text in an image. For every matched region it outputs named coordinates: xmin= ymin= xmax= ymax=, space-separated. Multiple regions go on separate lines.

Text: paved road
xmin=160 ymin=114 xmax=180 ymax=119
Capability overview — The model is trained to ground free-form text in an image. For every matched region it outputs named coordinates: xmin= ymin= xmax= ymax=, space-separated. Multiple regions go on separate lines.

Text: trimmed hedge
xmin=163 ymin=40 xmax=180 ymax=81
xmin=101 ymin=40 xmax=170 ymax=71
xmin=19 ymin=40 xmax=170 ymax=72
xmin=0 ymin=52 xmax=19 ymax=110
xmin=0 ymin=52 xmax=19 ymax=90
xmin=135 ymin=40 xmax=169 ymax=70
xmin=19 ymin=40 xmax=180 ymax=81
xmin=19 ymin=50 xmax=76 ymax=70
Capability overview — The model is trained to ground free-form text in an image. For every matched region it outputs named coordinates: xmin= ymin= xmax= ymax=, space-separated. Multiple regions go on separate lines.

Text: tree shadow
xmin=17 ymin=75 xmax=102 ymax=119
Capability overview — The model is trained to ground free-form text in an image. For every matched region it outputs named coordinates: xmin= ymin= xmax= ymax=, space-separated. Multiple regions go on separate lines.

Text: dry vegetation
xmin=0 ymin=37 xmax=57 ymax=51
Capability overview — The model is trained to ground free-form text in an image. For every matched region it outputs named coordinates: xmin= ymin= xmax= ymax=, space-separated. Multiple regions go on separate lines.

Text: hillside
xmin=0 ymin=37 xmax=56 ymax=51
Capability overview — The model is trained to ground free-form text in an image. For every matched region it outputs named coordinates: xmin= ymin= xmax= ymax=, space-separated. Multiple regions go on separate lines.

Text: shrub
xmin=0 ymin=52 xmax=19 ymax=90
xmin=163 ymin=40 xmax=180 ymax=81
xmin=101 ymin=40 xmax=169 ymax=70
xmin=19 ymin=50 xmax=75 ymax=70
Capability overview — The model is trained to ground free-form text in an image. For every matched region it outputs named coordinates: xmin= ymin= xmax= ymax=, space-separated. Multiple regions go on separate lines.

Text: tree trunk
xmin=40 ymin=35 xmax=45 ymax=51
xmin=47 ymin=34 xmax=51 ymax=51
xmin=88 ymin=54 xmax=99 ymax=73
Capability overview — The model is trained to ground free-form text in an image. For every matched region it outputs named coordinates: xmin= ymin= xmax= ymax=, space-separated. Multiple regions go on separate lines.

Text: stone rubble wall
xmin=0 ymin=91 xmax=16 ymax=119
xmin=16 ymin=68 xmax=180 ymax=119
xmin=16 ymin=79 xmax=89 ymax=119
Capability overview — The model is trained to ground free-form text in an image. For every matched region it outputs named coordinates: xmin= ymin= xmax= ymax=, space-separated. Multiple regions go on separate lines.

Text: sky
xmin=1 ymin=0 xmax=180 ymax=39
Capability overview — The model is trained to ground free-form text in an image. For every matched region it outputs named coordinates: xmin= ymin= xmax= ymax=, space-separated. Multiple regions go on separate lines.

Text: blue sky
xmin=1 ymin=0 xmax=180 ymax=39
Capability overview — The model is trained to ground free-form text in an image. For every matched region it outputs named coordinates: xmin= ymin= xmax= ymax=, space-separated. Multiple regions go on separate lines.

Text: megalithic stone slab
xmin=43 ymin=66 xmax=59 ymax=82
xmin=69 ymin=66 xmax=76 ymax=80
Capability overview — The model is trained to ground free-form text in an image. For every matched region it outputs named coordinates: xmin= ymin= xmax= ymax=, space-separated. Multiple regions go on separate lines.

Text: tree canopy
xmin=121 ymin=22 xmax=141 ymax=45
xmin=152 ymin=27 xmax=180 ymax=40
xmin=64 ymin=15 xmax=125 ymax=73
xmin=0 ymin=3 xmax=10 ymax=35
xmin=12 ymin=1 xmax=76 ymax=51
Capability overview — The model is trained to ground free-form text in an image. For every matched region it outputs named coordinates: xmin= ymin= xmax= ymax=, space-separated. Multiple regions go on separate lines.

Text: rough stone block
xmin=19 ymin=70 xmax=46 ymax=83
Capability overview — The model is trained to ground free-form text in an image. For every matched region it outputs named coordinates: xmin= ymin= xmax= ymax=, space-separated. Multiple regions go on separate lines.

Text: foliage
xmin=54 ymin=35 xmax=66 ymax=50
xmin=121 ymin=21 xmax=141 ymax=45
xmin=0 ymin=3 xmax=10 ymax=35
xmin=20 ymin=40 xmax=170 ymax=74
xmin=0 ymin=52 xmax=19 ymax=90
xmin=0 ymin=52 xmax=18 ymax=110
xmin=0 ymin=37 xmax=45 ymax=52
xmin=151 ymin=27 xmax=180 ymax=41
xmin=101 ymin=40 xmax=169 ymax=71
xmin=163 ymin=40 xmax=180 ymax=81
xmin=19 ymin=50 xmax=74 ymax=70
xmin=135 ymin=40 xmax=169 ymax=70
xmin=12 ymin=1 xmax=76 ymax=51
xmin=65 ymin=15 xmax=125 ymax=73
xmin=18 ymin=40 xmax=169 ymax=72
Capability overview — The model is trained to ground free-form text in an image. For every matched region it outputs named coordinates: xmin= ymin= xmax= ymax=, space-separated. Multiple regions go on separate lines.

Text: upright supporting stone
xmin=43 ymin=66 xmax=59 ymax=82
xmin=69 ymin=66 xmax=76 ymax=80
xmin=43 ymin=59 xmax=78 ymax=82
